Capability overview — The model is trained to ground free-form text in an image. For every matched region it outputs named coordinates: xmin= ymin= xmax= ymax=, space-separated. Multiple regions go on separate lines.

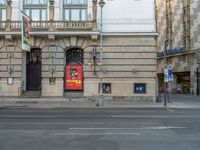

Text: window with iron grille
xmin=23 ymin=0 xmax=47 ymax=21
xmin=63 ymin=0 xmax=87 ymax=21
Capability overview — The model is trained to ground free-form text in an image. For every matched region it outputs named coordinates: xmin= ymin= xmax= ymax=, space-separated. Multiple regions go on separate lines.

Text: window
xmin=99 ymin=83 xmax=112 ymax=94
xmin=63 ymin=0 xmax=87 ymax=21
xmin=0 ymin=0 xmax=6 ymax=21
xmin=24 ymin=0 xmax=47 ymax=4
xmin=23 ymin=0 xmax=47 ymax=21
xmin=166 ymin=0 xmax=173 ymax=49
xmin=0 ymin=0 xmax=6 ymax=5
xmin=182 ymin=0 xmax=190 ymax=50
xmin=134 ymin=83 xmax=146 ymax=94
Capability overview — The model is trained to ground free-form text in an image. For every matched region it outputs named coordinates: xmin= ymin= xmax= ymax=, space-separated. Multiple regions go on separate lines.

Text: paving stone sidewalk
xmin=0 ymin=94 xmax=199 ymax=109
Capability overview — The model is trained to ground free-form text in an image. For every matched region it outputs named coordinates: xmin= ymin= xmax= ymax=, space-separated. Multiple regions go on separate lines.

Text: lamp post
xmin=98 ymin=0 xmax=105 ymax=107
xmin=197 ymin=67 xmax=199 ymax=96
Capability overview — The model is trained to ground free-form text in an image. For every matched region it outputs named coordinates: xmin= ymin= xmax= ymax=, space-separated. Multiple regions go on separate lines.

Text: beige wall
xmin=0 ymin=35 xmax=157 ymax=101
xmin=84 ymin=36 xmax=157 ymax=101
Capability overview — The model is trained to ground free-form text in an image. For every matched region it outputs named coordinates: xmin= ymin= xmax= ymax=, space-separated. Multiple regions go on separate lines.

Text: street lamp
xmin=98 ymin=0 xmax=105 ymax=106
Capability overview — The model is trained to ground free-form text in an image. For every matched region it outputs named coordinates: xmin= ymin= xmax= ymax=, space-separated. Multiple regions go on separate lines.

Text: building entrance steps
xmin=21 ymin=91 xmax=41 ymax=98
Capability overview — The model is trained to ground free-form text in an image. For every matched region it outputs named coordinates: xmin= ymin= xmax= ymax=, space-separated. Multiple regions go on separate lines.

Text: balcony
xmin=0 ymin=20 xmax=95 ymax=31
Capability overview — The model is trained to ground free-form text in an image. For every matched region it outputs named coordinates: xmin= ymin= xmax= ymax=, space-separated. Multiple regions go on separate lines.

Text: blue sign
xmin=157 ymin=47 xmax=185 ymax=57
xmin=164 ymin=68 xmax=169 ymax=83
xmin=168 ymin=65 xmax=173 ymax=81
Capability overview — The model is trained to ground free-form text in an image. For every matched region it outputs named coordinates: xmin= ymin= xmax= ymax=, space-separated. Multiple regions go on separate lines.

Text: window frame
xmin=98 ymin=83 xmax=112 ymax=94
xmin=23 ymin=0 xmax=47 ymax=21
xmin=134 ymin=83 xmax=147 ymax=94
xmin=0 ymin=0 xmax=6 ymax=21
xmin=63 ymin=0 xmax=88 ymax=21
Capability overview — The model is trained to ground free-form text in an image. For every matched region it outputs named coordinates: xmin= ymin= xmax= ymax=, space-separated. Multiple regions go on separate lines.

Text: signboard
xmin=164 ymin=64 xmax=173 ymax=82
xmin=21 ymin=11 xmax=30 ymax=51
xmin=157 ymin=47 xmax=185 ymax=57
xmin=168 ymin=64 xmax=173 ymax=81
xmin=65 ymin=65 xmax=83 ymax=90
xmin=164 ymin=68 xmax=169 ymax=83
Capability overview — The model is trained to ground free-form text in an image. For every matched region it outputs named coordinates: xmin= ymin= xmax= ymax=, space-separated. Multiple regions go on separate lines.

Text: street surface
xmin=0 ymin=108 xmax=200 ymax=150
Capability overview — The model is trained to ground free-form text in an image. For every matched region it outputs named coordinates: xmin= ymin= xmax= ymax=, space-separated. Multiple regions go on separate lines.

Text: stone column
xmin=6 ymin=0 xmax=12 ymax=31
xmin=49 ymin=0 xmax=55 ymax=30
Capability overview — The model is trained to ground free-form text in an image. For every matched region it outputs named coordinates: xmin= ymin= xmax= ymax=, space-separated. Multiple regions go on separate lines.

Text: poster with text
xmin=65 ymin=65 xmax=83 ymax=90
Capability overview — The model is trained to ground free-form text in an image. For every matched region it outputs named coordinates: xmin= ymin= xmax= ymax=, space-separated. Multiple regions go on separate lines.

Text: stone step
xmin=21 ymin=91 xmax=41 ymax=98
xmin=64 ymin=91 xmax=84 ymax=98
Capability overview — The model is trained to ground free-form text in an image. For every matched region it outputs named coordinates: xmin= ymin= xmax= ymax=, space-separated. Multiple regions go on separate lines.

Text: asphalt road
xmin=0 ymin=108 xmax=200 ymax=150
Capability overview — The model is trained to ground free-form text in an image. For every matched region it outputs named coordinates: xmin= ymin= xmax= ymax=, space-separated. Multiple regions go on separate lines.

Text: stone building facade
xmin=156 ymin=0 xmax=200 ymax=94
xmin=0 ymin=0 xmax=157 ymax=101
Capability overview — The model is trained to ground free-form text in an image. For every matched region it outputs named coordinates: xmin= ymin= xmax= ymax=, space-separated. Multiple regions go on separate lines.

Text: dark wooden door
xmin=26 ymin=49 xmax=41 ymax=91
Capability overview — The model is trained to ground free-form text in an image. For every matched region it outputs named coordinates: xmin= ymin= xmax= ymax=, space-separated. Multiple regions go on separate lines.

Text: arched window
xmin=66 ymin=48 xmax=83 ymax=65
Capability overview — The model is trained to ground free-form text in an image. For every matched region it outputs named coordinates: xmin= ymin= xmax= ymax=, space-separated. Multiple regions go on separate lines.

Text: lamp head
xmin=98 ymin=0 xmax=105 ymax=8
xmin=49 ymin=0 xmax=55 ymax=5
xmin=7 ymin=0 xmax=12 ymax=5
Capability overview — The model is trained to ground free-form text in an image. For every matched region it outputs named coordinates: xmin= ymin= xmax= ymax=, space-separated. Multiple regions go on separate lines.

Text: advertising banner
xmin=21 ymin=11 xmax=30 ymax=51
xmin=65 ymin=65 xmax=83 ymax=90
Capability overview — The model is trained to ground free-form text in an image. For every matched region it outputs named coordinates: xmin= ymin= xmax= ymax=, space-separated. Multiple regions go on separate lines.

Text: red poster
xmin=65 ymin=65 xmax=83 ymax=90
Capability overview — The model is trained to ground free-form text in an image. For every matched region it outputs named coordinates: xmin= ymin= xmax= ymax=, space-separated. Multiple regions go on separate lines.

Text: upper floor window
xmin=23 ymin=0 xmax=47 ymax=21
xmin=64 ymin=0 xmax=87 ymax=21
xmin=24 ymin=0 xmax=47 ymax=5
xmin=0 ymin=0 xmax=6 ymax=21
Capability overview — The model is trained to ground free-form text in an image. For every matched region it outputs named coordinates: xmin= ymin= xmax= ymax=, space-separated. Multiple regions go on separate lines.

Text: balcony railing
xmin=0 ymin=20 xmax=95 ymax=31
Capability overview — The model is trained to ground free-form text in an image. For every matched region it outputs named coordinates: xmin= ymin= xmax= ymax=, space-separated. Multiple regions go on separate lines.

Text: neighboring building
xmin=0 ymin=0 xmax=157 ymax=101
xmin=156 ymin=0 xmax=200 ymax=94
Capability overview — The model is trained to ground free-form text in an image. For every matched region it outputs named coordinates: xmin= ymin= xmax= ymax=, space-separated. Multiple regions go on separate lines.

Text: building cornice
xmin=102 ymin=32 xmax=159 ymax=36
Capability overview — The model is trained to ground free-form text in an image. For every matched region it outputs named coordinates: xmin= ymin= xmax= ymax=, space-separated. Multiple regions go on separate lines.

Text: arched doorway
xmin=26 ymin=48 xmax=41 ymax=91
xmin=65 ymin=48 xmax=84 ymax=93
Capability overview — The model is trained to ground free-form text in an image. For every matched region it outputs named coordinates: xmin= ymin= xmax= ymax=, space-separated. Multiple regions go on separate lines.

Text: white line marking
xmin=0 ymin=122 xmax=160 ymax=125
xmin=70 ymin=126 xmax=186 ymax=130
xmin=53 ymin=133 xmax=141 ymax=135
xmin=111 ymin=115 xmax=199 ymax=118
xmin=0 ymin=115 xmax=199 ymax=118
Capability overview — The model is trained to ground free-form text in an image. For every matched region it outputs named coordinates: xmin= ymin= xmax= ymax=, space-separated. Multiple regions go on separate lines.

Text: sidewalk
xmin=0 ymin=95 xmax=199 ymax=109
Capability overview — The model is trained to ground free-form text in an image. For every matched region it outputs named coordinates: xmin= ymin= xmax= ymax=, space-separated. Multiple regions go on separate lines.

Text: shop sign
xmin=157 ymin=47 xmax=185 ymax=57
xmin=65 ymin=65 xmax=83 ymax=90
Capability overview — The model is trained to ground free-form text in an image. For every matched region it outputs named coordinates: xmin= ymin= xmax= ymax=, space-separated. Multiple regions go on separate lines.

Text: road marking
xmin=53 ymin=133 xmax=141 ymax=136
xmin=111 ymin=115 xmax=199 ymax=118
xmin=0 ymin=122 xmax=160 ymax=125
xmin=0 ymin=115 xmax=199 ymax=118
xmin=166 ymin=107 xmax=175 ymax=112
xmin=70 ymin=126 xmax=186 ymax=130
xmin=0 ymin=130 xmax=140 ymax=135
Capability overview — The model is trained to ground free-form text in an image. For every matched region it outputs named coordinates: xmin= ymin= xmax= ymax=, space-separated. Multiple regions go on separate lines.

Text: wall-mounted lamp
xmin=49 ymin=67 xmax=56 ymax=85
xmin=8 ymin=67 xmax=13 ymax=75
xmin=50 ymin=67 xmax=55 ymax=77
xmin=89 ymin=47 xmax=99 ymax=76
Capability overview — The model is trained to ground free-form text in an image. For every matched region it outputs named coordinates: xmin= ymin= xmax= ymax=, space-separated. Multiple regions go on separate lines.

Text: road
xmin=0 ymin=108 xmax=200 ymax=150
